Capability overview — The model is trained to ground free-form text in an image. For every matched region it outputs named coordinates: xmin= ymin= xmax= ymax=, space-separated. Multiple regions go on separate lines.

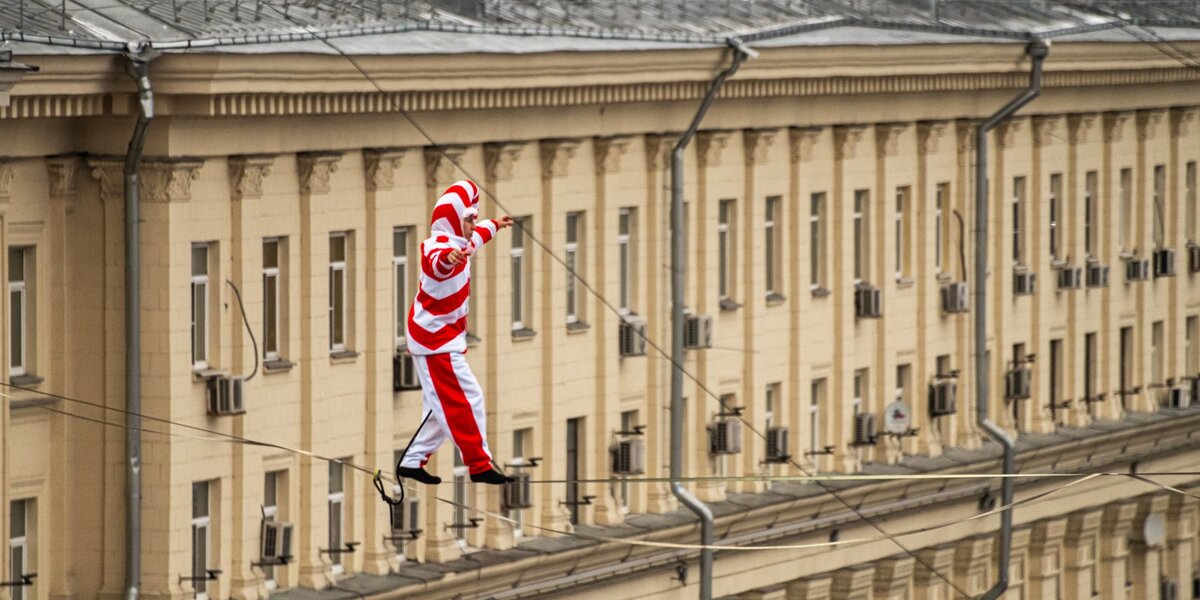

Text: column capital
xmin=1103 ymin=111 xmax=1133 ymax=143
xmin=996 ymin=117 xmax=1024 ymax=149
xmin=695 ymin=130 xmax=732 ymax=168
xmin=743 ymin=128 xmax=779 ymax=166
xmin=228 ymin=154 xmax=275 ymax=199
xmin=1170 ymin=106 xmax=1198 ymax=138
xmin=1136 ymin=109 xmax=1167 ymax=142
xmin=297 ymin=152 xmax=341 ymax=195
xmin=1101 ymin=501 xmax=1139 ymax=558
xmin=872 ymin=556 xmax=915 ymax=599
xmin=874 ymin=122 xmax=908 ymax=157
xmin=88 ymin=158 xmax=124 ymax=202
xmin=90 ymin=157 xmax=204 ymax=203
xmin=593 ymin=136 xmax=632 ymax=174
xmin=1030 ymin=516 xmax=1069 ymax=551
xmin=539 ymin=138 xmax=581 ymax=179
xmin=483 ymin=142 xmax=524 ymax=181
xmin=1065 ymin=509 xmax=1103 ymax=544
xmin=362 ymin=148 xmax=406 ymax=192
xmin=1068 ymin=113 xmax=1100 ymax=145
xmin=955 ymin=119 xmax=976 ymax=154
xmin=424 ymin=145 xmax=468 ymax=189
xmin=833 ymin=124 xmax=868 ymax=160
xmin=916 ymin=120 xmax=950 ymax=154
xmin=644 ymin=133 xmax=680 ymax=171
xmin=789 ymin=126 xmax=823 ymax=163
xmin=46 ymin=155 xmax=82 ymax=200
xmin=913 ymin=545 xmax=955 ymax=584
xmin=831 ymin=564 xmax=875 ymax=599
xmin=1034 ymin=115 xmax=1063 ymax=147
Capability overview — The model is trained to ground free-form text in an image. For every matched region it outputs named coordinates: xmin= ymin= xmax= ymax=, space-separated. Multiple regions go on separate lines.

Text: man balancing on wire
xmin=396 ymin=179 xmax=515 ymax=486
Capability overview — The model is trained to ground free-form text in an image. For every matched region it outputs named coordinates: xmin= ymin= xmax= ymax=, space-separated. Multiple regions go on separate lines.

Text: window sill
xmin=895 ymin=278 xmax=915 ymax=290
xmin=9 ymin=396 xmax=54 ymax=410
xmin=765 ymin=292 xmax=786 ymax=306
xmin=330 ymin=350 xmax=360 ymax=363
xmin=193 ymin=367 xmax=227 ymax=382
xmin=566 ymin=321 xmax=591 ymax=334
xmin=512 ymin=328 xmax=537 ymax=340
xmin=9 ymin=374 xmax=43 ymax=388
xmin=263 ymin=359 xmax=295 ymax=374
xmin=718 ymin=298 xmax=742 ymax=311
xmin=810 ymin=287 xmax=831 ymax=298
xmin=935 ymin=272 xmax=953 ymax=283
xmin=1050 ymin=258 xmax=1069 ymax=269
xmin=466 ymin=333 xmax=482 ymax=348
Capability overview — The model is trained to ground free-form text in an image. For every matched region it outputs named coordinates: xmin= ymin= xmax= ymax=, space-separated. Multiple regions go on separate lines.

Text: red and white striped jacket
xmin=406 ymin=180 xmax=500 ymax=356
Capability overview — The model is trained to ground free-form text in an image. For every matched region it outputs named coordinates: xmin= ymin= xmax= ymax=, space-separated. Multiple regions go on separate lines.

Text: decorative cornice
xmin=695 ymin=131 xmax=732 ymax=168
xmin=424 ymin=146 xmax=468 ymax=189
xmin=228 ymin=155 xmax=274 ymax=199
xmin=916 ymin=121 xmax=949 ymax=155
xmin=0 ymin=94 xmax=107 ymax=120
xmin=789 ymin=127 xmax=822 ymax=163
xmin=996 ymin=118 xmax=1023 ymax=149
xmin=141 ymin=159 xmax=205 ymax=203
xmin=1170 ymin=106 xmax=1198 ymax=138
xmin=593 ymin=136 xmax=632 ymax=175
xmin=483 ymin=142 xmax=524 ymax=181
xmin=1104 ymin=111 xmax=1132 ymax=143
xmin=297 ymin=152 xmax=341 ymax=195
xmin=743 ymin=129 xmax=779 ymax=166
xmin=362 ymin=148 xmax=405 ymax=192
xmin=1136 ymin=109 xmax=1166 ymax=142
xmin=539 ymin=139 xmax=581 ymax=179
xmin=0 ymin=160 xmax=12 ymax=209
xmin=644 ymin=134 xmax=679 ymax=172
xmin=874 ymin=122 xmax=908 ymax=157
xmin=833 ymin=125 xmax=868 ymax=161
xmin=1067 ymin=113 xmax=1099 ymax=145
xmin=955 ymin=120 xmax=975 ymax=154
xmin=88 ymin=158 xmax=123 ymax=201
xmin=46 ymin=156 xmax=81 ymax=200
xmin=1033 ymin=115 xmax=1062 ymax=147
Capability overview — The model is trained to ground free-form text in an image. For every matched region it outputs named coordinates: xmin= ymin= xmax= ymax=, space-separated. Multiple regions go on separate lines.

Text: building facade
xmin=2 ymin=15 xmax=1200 ymax=600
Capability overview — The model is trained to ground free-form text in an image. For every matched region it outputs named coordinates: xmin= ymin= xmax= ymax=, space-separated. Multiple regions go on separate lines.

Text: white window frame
xmin=1048 ymin=174 xmax=1061 ymax=261
xmin=393 ymin=227 xmax=411 ymax=349
xmin=328 ymin=462 xmax=345 ymax=574
xmin=765 ymin=197 xmax=781 ymax=295
xmin=618 ymin=208 xmax=634 ymax=313
xmin=765 ymin=383 xmax=777 ymax=430
xmin=853 ymin=369 xmax=866 ymax=416
xmin=895 ymin=187 xmax=910 ymax=280
xmin=262 ymin=239 xmax=281 ymax=362
xmin=1012 ymin=177 xmax=1025 ymax=266
xmin=329 ymin=233 xmax=347 ymax=353
xmin=262 ymin=471 xmax=279 ymax=589
xmin=853 ymin=191 xmax=868 ymax=284
xmin=1084 ymin=171 xmax=1098 ymax=258
xmin=934 ymin=185 xmax=945 ymax=274
xmin=810 ymin=193 xmax=825 ymax=291
xmin=565 ymin=212 xmax=583 ymax=324
xmin=9 ymin=499 xmax=29 ymax=600
xmin=192 ymin=482 xmax=211 ymax=600
xmin=1119 ymin=168 xmax=1133 ymax=252
xmin=191 ymin=243 xmax=210 ymax=370
xmin=1187 ymin=161 xmax=1197 ymax=244
xmin=809 ymin=379 xmax=823 ymax=469
xmin=508 ymin=428 xmax=530 ymax=537
xmin=511 ymin=217 xmax=529 ymax=330
xmin=717 ymin=200 xmax=735 ymax=301
xmin=1153 ymin=164 xmax=1166 ymax=247
xmin=8 ymin=247 xmax=29 ymax=377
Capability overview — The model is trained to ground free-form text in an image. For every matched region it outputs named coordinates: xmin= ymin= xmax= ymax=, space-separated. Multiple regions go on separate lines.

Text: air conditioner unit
xmin=206 ymin=375 xmax=246 ymax=416
xmin=1057 ymin=266 xmax=1083 ymax=290
xmin=1014 ymin=270 xmax=1037 ymax=296
xmin=1005 ymin=367 xmax=1033 ymax=400
xmin=618 ymin=316 xmax=647 ymax=357
xmin=502 ymin=472 xmax=534 ymax=510
xmin=707 ymin=420 xmax=743 ymax=455
xmin=1167 ymin=384 xmax=1192 ymax=409
xmin=941 ymin=282 xmax=969 ymax=313
xmin=260 ymin=521 xmax=294 ymax=563
xmin=684 ymin=314 xmax=713 ymax=349
xmin=610 ymin=438 xmax=645 ymax=475
xmin=855 ymin=285 xmax=882 ymax=318
xmin=1127 ymin=258 xmax=1152 ymax=282
xmin=1154 ymin=248 xmax=1176 ymax=278
xmin=393 ymin=352 xmax=420 ymax=391
xmin=765 ymin=426 xmax=790 ymax=462
xmin=1086 ymin=264 xmax=1110 ymax=288
xmin=390 ymin=495 xmax=422 ymax=539
xmin=1161 ymin=578 xmax=1178 ymax=600
xmin=1189 ymin=244 xmax=1200 ymax=274
xmin=929 ymin=379 xmax=958 ymax=417
xmin=852 ymin=413 xmax=877 ymax=446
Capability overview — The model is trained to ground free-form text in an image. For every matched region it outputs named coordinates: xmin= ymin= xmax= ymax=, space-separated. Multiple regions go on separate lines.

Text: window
xmin=1187 ymin=316 xmax=1199 ymax=377
xmin=393 ymin=227 xmax=413 ymax=348
xmin=511 ymin=217 xmax=533 ymax=330
xmin=1151 ymin=321 xmax=1164 ymax=388
xmin=452 ymin=451 xmax=467 ymax=542
xmin=895 ymin=187 xmax=911 ymax=280
xmin=1048 ymin=174 xmax=1062 ymax=261
xmin=1012 ymin=176 xmax=1026 ymax=265
xmin=765 ymin=383 xmax=780 ymax=430
xmin=896 ymin=364 xmax=910 ymax=406
xmin=853 ymin=369 xmax=868 ymax=416
xmin=935 ymin=183 xmax=949 ymax=274
xmin=809 ymin=379 xmax=825 ymax=468
xmin=1187 ymin=161 xmax=1197 ymax=243
xmin=192 ymin=482 xmax=211 ymax=600
xmin=853 ymin=190 xmax=870 ymax=283
xmin=1013 ymin=343 xmax=1026 ymax=427
xmin=1084 ymin=332 xmax=1097 ymax=417
xmin=263 ymin=471 xmax=282 ymax=588
xmin=810 ymin=193 xmax=826 ymax=290
xmin=765 ymin=197 xmax=782 ymax=296
xmin=617 ymin=412 xmax=637 ymax=507
xmin=263 ymin=239 xmax=283 ymax=361
xmin=618 ymin=209 xmax=636 ymax=313
xmin=718 ymin=200 xmax=736 ymax=301
xmin=328 ymin=461 xmax=345 ymax=572
xmin=9 ymin=499 xmax=32 ymax=600
xmin=1119 ymin=326 xmax=1134 ymax=410
xmin=1153 ymin=164 xmax=1166 ymax=247
xmin=1084 ymin=171 xmax=1098 ymax=257
xmin=191 ymin=243 xmax=210 ymax=369
xmin=1119 ymin=168 xmax=1133 ymax=251
xmin=935 ymin=355 xmax=951 ymax=437
xmin=510 ymin=427 xmax=533 ymax=533
xmin=328 ymin=233 xmax=349 ymax=352
xmin=1049 ymin=339 xmax=1063 ymax=425
xmin=565 ymin=212 xmax=585 ymax=324
xmin=566 ymin=418 xmax=584 ymax=525
xmin=8 ymin=247 xmax=33 ymax=378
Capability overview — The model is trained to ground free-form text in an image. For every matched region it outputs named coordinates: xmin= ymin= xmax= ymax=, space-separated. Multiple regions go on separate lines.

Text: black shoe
xmin=397 ymin=466 xmax=442 ymax=485
xmin=470 ymin=468 xmax=514 ymax=485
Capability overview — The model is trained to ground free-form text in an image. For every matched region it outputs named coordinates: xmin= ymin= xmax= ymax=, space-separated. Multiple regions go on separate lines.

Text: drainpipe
xmin=669 ymin=38 xmax=754 ymax=600
xmin=974 ymin=39 xmax=1047 ymax=600
xmin=123 ymin=42 xmax=155 ymax=600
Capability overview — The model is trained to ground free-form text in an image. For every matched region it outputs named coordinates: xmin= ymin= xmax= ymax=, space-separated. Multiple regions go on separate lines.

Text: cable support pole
xmin=974 ymin=38 xmax=1048 ymax=600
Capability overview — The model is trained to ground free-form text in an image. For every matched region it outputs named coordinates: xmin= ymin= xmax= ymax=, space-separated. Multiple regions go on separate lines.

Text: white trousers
xmin=398 ymin=352 xmax=494 ymax=475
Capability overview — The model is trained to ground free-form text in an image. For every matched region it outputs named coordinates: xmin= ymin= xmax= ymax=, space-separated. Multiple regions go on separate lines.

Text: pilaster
xmin=1028 ymin=517 xmax=1067 ymax=600
xmin=1099 ymin=501 xmax=1138 ymax=599
xmin=953 ymin=535 xmax=993 ymax=597
xmin=872 ymin=555 xmax=914 ymax=600
xmin=912 ymin=545 xmax=954 ymax=600
xmin=1063 ymin=510 xmax=1102 ymax=599
xmin=831 ymin=564 xmax=875 ymax=600
xmin=785 ymin=575 xmax=832 ymax=600
xmin=1165 ymin=492 xmax=1198 ymax=597
xmin=1129 ymin=495 xmax=1170 ymax=600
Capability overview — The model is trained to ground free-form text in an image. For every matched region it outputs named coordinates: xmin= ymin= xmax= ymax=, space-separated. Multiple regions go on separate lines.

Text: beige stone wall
xmin=0 ymin=40 xmax=1199 ymax=600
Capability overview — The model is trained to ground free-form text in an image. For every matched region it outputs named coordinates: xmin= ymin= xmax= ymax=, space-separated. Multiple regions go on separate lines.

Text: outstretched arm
xmin=468 ymin=215 xmax=514 ymax=254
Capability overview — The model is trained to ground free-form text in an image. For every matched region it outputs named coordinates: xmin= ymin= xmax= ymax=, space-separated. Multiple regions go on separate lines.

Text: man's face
xmin=462 ymin=213 xmax=477 ymax=235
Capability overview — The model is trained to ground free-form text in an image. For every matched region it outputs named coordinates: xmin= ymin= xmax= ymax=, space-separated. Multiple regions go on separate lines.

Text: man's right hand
xmin=445 ymin=249 xmax=466 ymax=265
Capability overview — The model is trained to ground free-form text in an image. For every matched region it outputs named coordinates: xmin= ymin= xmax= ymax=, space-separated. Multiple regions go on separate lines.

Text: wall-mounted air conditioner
xmin=503 ymin=472 xmax=534 ymax=510
xmin=929 ymin=379 xmax=958 ymax=416
xmin=260 ymin=521 xmax=294 ymax=564
xmin=1005 ymin=367 xmax=1032 ymax=400
xmin=207 ymin=375 xmax=245 ymax=416
xmin=1153 ymin=248 xmax=1176 ymax=278
xmin=855 ymin=285 xmax=882 ymax=319
xmin=619 ymin=316 xmax=647 ymax=357
xmin=1057 ymin=266 xmax=1082 ymax=290
xmin=1014 ymin=270 xmax=1037 ymax=296
xmin=1188 ymin=244 xmax=1200 ymax=274
xmin=765 ymin=426 xmax=790 ymax=463
xmin=684 ymin=314 xmax=713 ymax=349
xmin=852 ymin=413 xmax=877 ymax=446
xmin=708 ymin=420 xmax=743 ymax=455
xmin=941 ymin=282 xmax=969 ymax=313
xmin=1086 ymin=263 xmax=1109 ymax=288
xmin=1126 ymin=258 xmax=1152 ymax=282
xmin=390 ymin=495 xmax=422 ymax=540
xmin=610 ymin=438 xmax=646 ymax=475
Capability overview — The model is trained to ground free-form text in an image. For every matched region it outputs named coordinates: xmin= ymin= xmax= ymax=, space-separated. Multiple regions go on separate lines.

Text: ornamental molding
xmin=833 ymin=125 xmax=868 ymax=161
xmin=297 ymin=152 xmax=341 ymax=195
xmin=0 ymin=160 xmax=12 ymax=208
xmin=743 ymin=128 xmax=779 ymax=166
xmin=141 ymin=159 xmax=205 ymax=203
xmin=916 ymin=121 xmax=949 ymax=155
xmin=1104 ymin=111 xmax=1133 ymax=143
xmin=996 ymin=118 xmax=1024 ymax=149
xmin=955 ymin=120 xmax=975 ymax=154
xmin=593 ymin=136 xmax=631 ymax=174
xmin=539 ymin=139 xmax=581 ymax=179
xmin=1067 ymin=113 xmax=1099 ymax=145
xmin=46 ymin=156 xmax=81 ymax=199
xmin=874 ymin=122 xmax=908 ymax=157
xmin=1137 ymin=109 xmax=1166 ymax=142
xmin=228 ymin=155 xmax=274 ymax=198
xmin=1033 ymin=115 xmax=1063 ymax=147
xmin=424 ymin=146 xmax=467 ymax=189
xmin=362 ymin=148 xmax=405 ymax=192
xmin=88 ymin=158 xmax=123 ymax=201
xmin=789 ymin=127 xmax=822 ymax=163
xmin=695 ymin=131 xmax=731 ymax=168
xmin=483 ymin=142 xmax=524 ymax=181
xmin=1170 ymin=106 xmax=1198 ymax=138
xmin=644 ymin=134 xmax=679 ymax=172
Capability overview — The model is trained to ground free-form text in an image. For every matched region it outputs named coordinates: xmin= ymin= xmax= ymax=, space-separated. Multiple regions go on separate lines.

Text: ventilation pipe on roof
xmin=974 ymin=38 xmax=1048 ymax=600
xmin=122 ymin=40 xmax=156 ymax=600
xmin=669 ymin=38 xmax=752 ymax=600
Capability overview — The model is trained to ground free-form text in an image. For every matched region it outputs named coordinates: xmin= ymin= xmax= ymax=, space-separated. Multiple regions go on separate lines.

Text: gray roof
xmin=3 ymin=0 xmax=1200 ymax=55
